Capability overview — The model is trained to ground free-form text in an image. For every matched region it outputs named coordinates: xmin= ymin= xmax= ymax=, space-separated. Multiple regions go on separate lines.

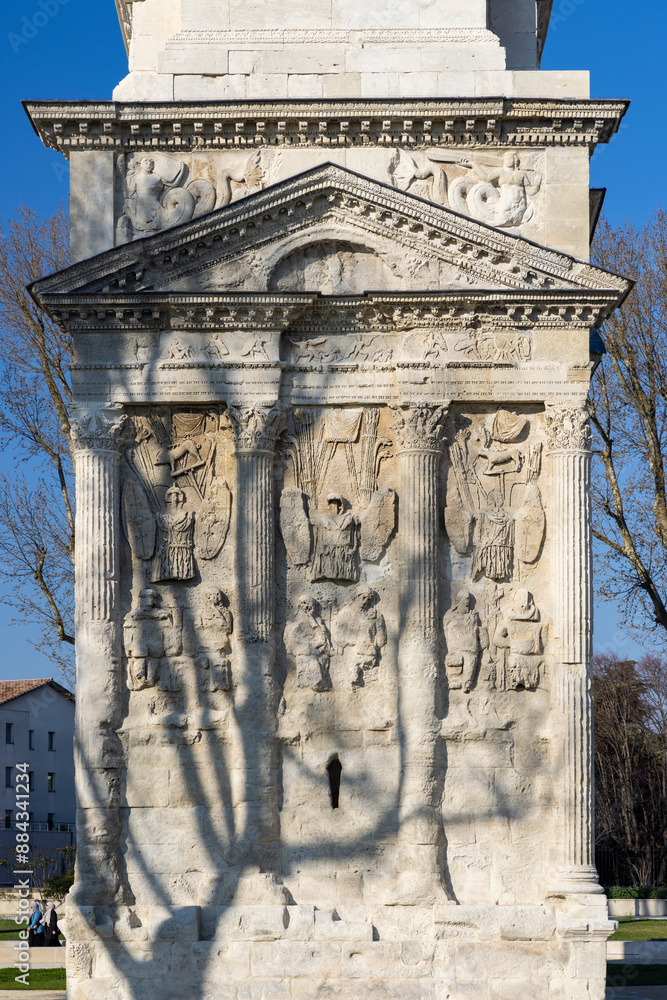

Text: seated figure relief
xmin=493 ymin=588 xmax=545 ymax=692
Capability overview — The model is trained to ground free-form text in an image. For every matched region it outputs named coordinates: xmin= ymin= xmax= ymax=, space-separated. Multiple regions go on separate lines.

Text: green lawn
xmin=0 ymin=967 xmax=66 ymax=990
xmin=0 ymin=917 xmax=23 ymax=938
xmin=607 ymin=965 xmax=667 ymax=987
xmin=610 ymin=918 xmax=667 ymax=941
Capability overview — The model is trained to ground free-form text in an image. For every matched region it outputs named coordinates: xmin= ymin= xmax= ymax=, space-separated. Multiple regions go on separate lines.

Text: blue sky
xmin=0 ymin=0 xmax=664 ymax=679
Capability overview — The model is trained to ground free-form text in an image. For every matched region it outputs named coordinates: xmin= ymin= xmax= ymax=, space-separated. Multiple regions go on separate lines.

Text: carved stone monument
xmin=27 ymin=2 xmax=631 ymax=997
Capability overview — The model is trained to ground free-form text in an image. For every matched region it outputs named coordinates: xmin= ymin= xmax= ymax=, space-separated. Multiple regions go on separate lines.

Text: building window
xmin=28 ymin=772 xmax=34 ymax=792
xmin=5 ymin=767 xmax=12 ymax=788
xmin=48 ymin=732 xmax=55 ymax=751
xmin=47 ymin=813 xmax=54 ymax=831
xmin=4 ymin=810 xmax=12 ymax=829
xmin=5 ymin=723 xmax=13 ymax=744
xmin=28 ymin=730 xmax=34 ymax=750
xmin=47 ymin=772 xmax=55 ymax=792
xmin=28 ymin=812 xmax=34 ymax=828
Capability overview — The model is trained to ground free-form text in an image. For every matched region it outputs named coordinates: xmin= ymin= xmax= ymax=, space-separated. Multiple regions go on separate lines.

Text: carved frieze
xmin=391 ymin=150 xmax=542 ymax=227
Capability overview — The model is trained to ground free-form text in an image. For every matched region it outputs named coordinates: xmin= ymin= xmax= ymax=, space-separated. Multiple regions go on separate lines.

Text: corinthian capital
xmin=227 ymin=404 xmax=286 ymax=453
xmin=391 ymin=403 xmax=449 ymax=452
xmin=70 ymin=403 xmax=127 ymax=453
xmin=544 ymin=404 xmax=592 ymax=452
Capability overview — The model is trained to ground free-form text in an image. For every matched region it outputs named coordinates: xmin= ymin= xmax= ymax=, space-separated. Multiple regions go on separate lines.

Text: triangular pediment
xmin=32 ymin=163 xmax=629 ymax=301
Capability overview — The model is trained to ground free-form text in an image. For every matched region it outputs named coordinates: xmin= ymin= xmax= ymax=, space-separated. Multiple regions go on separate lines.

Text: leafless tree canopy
xmin=590 ymin=211 xmax=667 ymax=643
xmin=0 ymin=206 xmax=74 ymax=682
xmin=594 ymin=653 xmax=667 ymax=885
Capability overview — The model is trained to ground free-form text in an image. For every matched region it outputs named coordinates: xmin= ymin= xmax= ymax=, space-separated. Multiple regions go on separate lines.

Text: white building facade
xmin=0 ymin=680 xmax=75 ymax=861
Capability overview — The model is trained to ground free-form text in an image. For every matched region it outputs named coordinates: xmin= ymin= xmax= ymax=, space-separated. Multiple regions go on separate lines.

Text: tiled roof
xmin=0 ymin=678 xmax=74 ymax=706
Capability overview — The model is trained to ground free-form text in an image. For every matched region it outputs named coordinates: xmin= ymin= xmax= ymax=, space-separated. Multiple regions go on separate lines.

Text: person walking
xmin=40 ymin=902 xmax=60 ymax=946
xmin=28 ymin=901 xmax=44 ymax=947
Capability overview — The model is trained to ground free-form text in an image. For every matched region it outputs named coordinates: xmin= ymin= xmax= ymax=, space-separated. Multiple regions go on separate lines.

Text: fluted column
xmin=70 ymin=402 xmax=131 ymax=905
xmin=228 ymin=404 xmax=285 ymax=892
xmin=392 ymin=402 xmax=450 ymax=904
xmin=546 ymin=403 xmax=602 ymax=895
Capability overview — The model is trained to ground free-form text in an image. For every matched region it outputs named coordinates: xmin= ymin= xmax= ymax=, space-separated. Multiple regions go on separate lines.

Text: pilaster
xmin=227 ymin=403 xmax=286 ymax=894
xmin=545 ymin=403 xmax=602 ymax=895
xmin=391 ymin=402 xmax=452 ymax=903
xmin=70 ymin=402 xmax=131 ymax=905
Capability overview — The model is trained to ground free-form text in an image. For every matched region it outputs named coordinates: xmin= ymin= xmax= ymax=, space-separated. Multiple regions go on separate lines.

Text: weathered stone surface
xmin=28 ymin=2 xmax=630 ymax=999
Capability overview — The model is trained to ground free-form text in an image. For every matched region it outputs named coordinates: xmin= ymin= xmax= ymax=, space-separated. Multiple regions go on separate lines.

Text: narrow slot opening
xmin=327 ymin=757 xmax=342 ymax=809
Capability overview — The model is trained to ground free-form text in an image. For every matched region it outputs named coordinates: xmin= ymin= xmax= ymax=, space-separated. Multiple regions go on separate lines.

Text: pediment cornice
xmin=24 ymin=97 xmax=628 ymax=157
xmin=39 ymin=289 xmax=624 ymax=336
xmin=31 ymin=163 xmax=631 ymax=310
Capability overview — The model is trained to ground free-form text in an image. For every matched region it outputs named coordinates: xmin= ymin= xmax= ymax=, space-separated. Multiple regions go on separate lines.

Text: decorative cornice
xmin=37 ymin=290 xmax=624 ymax=335
xmin=23 ymin=98 xmax=628 ymax=157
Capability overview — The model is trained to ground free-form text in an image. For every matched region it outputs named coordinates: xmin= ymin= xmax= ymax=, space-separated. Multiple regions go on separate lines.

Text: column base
xmin=548 ymin=864 xmax=604 ymax=895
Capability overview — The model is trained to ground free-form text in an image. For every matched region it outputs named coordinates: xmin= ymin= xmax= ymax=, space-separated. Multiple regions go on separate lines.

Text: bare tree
xmin=0 ymin=205 xmax=74 ymax=682
xmin=593 ymin=653 xmax=667 ymax=885
xmin=589 ymin=211 xmax=667 ymax=644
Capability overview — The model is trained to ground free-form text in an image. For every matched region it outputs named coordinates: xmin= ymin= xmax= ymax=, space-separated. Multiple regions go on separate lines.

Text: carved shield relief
xmin=122 ymin=479 xmax=156 ymax=560
xmin=194 ymin=478 xmax=232 ymax=560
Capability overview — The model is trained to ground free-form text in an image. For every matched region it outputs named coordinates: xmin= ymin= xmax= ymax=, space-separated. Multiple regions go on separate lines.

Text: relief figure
xmin=310 ymin=494 xmax=361 ymax=583
xmin=284 ymin=594 xmax=333 ymax=693
xmin=449 ymin=153 xmax=542 ymax=228
xmin=123 ymin=588 xmax=180 ymax=691
xmin=333 ymin=586 xmax=387 ymax=685
xmin=443 ymin=590 xmax=488 ymax=693
xmin=471 ymin=489 xmax=515 ymax=582
xmin=151 ymin=486 xmax=196 ymax=582
xmin=493 ymin=589 xmax=544 ymax=691
xmin=195 ymin=588 xmax=233 ymax=692
xmin=117 ymin=154 xmax=216 ymax=242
